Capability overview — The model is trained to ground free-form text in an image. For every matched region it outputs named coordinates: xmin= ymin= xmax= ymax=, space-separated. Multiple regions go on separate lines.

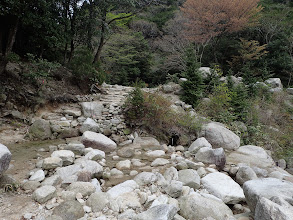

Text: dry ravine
xmin=0 ymin=82 xmax=293 ymax=220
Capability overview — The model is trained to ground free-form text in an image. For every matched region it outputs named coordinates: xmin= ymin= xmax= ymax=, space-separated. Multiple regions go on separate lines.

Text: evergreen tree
xmin=181 ymin=46 xmax=204 ymax=107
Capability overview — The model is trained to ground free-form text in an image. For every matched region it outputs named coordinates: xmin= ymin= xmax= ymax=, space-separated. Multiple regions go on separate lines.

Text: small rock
xmin=29 ymin=169 xmax=45 ymax=182
xmin=33 ymin=185 xmax=56 ymax=204
xmin=51 ymin=150 xmax=75 ymax=166
xmin=116 ymin=160 xmax=131 ymax=170
xmin=165 ymin=180 xmax=183 ymax=198
xmin=67 ymin=182 xmax=96 ymax=197
xmin=85 ymin=149 xmax=105 ymax=161
xmin=236 ymin=166 xmax=258 ymax=185
xmin=134 ymin=172 xmax=158 ymax=186
xmin=146 ymin=150 xmax=165 ymax=158
xmin=151 ymin=158 xmax=169 ymax=167
xmin=188 ymin=137 xmax=212 ymax=154
xmin=43 ymin=157 xmax=63 ymax=170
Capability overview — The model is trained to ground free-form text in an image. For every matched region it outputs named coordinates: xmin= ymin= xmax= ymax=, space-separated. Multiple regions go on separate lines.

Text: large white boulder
xmin=81 ymin=131 xmax=117 ymax=152
xmin=243 ymin=178 xmax=293 ymax=213
xmin=80 ymin=101 xmax=104 ymax=118
xmin=0 ymin=143 xmax=11 ymax=176
xmin=227 ymin=145 xmax=275 ymax=169
xmin=200 ymin=123 xmax=240 ymax=150
xmin=201 ymin=172 xmax=245 ymax=204
xmin=84 ymin=149 xmax=105 ymax=161
xmin=56 ymin=164 xmax=80 ymax=184
xmin=179 ymin=192 xmax=233 ymax=220
xmin=146 ymin=150 xmax=165 ymax=158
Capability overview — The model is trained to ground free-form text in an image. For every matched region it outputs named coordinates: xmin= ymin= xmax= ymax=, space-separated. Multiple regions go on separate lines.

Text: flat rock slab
xmin=81 ymin=131 xmax=117 ymax=152
xmin=227 ymin=145 xmax=275 ymax=169
xmin=133 ymin=137 xmax=161 ymax=150
xmin=243 ymin=178 xmax=293 ymax=213
xmin=202 ymin=172 xmax=245 ymax=204
xmin=107 ymin=180 xmax=138 ymax=199
xmin=0 ymin=143 xmax=12 ymax=176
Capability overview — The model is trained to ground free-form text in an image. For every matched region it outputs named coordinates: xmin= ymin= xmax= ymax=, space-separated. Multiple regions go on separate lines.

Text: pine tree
xmin=181 ymin=46 xmax=205 ymax=107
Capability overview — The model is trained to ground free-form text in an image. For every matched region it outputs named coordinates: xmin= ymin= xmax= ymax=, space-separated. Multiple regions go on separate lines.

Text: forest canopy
xmin=0 ymin=0 xmax=293 ymax=86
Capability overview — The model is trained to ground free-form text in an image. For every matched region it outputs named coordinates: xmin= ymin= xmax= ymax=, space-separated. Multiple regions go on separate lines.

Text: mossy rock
xmin=123 ymin=128 xmax=132 ymax=135
xmin=29 ymin=119 xmax=52 ymax=140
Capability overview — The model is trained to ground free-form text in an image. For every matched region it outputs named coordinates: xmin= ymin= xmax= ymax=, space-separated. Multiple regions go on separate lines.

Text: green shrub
xmin=24 ymin=54 xmax=61 ymax=80
xmin=123 ymin=88 xmax=204 ymax=143
xmin=123 ymin=85 xmax=145 ymax=123
xmin=6 ymin=52 xmax=20 ymax=62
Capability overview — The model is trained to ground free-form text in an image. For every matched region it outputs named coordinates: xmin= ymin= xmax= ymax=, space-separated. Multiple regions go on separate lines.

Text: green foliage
xmin=123 ymin=84 xmax=145 ymax=122
xmin=107 ymin=12 xmax=134 ymax=27
xmin=5 ymin=52 xmax=20 ymax=62
xmin=181 ymin=47 xmax=204 ymax=107
xmin=24 ymin=54 xmax=61 ymax=80
xmin=102 ymin=31 xmax=152 ymax=85
xmin=147 ymin=5 xmax=177 ymax=30
xmin=70 ymin=47 xmax=106 ymax=82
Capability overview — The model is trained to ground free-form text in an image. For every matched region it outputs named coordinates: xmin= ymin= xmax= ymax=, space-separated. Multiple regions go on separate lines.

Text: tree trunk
xmin=87 ymin=0 xmax=94 ymax=51
xmin=0 ymin=31 xmax=3 ymax=56
xmin=63 ymin=43 xmax=68 ymax=65
xmin=4 ymin=17 xmax=19 ymax=56
xmin=93 ymin=14 xmax=106 ymax=64
xmin=68 ymin=40 xmax=74 ymax=63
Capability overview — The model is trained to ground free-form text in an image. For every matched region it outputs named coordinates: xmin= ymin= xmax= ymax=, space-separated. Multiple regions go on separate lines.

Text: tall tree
xmin=181 ymin=0 xmax=262 ymax=45
xmin=0 ymin=0 xmax=23 ymax=56
xmin=92 ymin=0 xmax=158 ymax=64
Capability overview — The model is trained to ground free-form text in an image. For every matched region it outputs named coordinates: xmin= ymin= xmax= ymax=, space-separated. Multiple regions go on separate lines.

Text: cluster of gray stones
xmin=1 ymin=119 xmax=292 ymax=220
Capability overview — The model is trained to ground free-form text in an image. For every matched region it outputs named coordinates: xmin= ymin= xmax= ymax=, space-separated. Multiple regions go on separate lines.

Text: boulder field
xmin=1 ymin=82 xmax=293 ymax=220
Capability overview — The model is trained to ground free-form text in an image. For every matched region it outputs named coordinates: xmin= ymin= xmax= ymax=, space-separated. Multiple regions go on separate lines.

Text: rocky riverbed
xmin=0 ymin=82 xmax=293 ymax=220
